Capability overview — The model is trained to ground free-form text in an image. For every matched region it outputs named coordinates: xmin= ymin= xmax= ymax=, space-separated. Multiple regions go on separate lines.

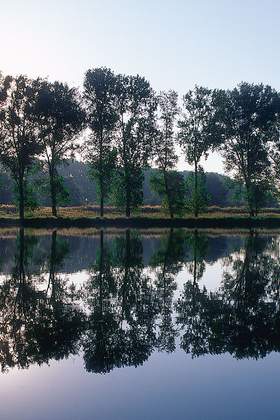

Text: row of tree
xmin=1 ymin=68 xmax=280 ymax=220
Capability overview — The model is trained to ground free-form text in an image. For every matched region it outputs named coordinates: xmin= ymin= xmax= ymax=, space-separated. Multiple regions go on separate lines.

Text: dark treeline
xmin=0 ymin=229 xmax=280 ymax=373
xmin=1 ymin=69 xmax=280 ymax=220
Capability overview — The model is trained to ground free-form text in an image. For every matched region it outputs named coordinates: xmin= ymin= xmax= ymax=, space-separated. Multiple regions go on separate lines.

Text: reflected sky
xmin=0 ymin=228 xmax=279 ymax=420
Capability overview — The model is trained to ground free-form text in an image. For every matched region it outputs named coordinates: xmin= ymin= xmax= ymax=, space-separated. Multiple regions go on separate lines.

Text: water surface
xmin=0 ymin=228 xmax=279 ymax=420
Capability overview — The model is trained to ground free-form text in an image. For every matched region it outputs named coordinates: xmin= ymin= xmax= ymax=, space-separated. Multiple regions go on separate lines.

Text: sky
xmin=1 ymin=0 xmax=280 ymax=173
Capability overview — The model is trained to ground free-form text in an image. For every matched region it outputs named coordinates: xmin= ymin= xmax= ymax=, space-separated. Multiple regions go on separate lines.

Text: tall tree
xmin=214 ymin=83 xmax=279 ymax=216
xmin=114 ymin=74 xmax=157 ymax=217
xmin=36 ymin=81 xmax=84 ymax=216
xmin=0 ymin=75 xmax=43 ymax=221
xmin=154 ymin=90 xmax=179 ymax=217
xmin=269 ymin=104 xmax=280 ymax=202
xmin=83 ymin=68 xmax=118 ymax=216
xmin=178 ymin=86 xmax=216 ymax=217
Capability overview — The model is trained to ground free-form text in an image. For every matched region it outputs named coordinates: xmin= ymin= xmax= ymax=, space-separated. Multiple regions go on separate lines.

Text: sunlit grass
xmin=1 ymin=204 xmax=280 ymax=220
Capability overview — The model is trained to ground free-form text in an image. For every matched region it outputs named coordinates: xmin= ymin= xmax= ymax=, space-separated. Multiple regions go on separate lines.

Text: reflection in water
xmin=0 ymin=229 xmax=85 ymax=372
xmin=177 ymin=233 xmax=280 ymax=359
xmin=0 ymin=228 xmax=279 ymax=374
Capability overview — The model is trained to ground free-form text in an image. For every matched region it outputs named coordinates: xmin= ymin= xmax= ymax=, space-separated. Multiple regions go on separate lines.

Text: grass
xmin=1 ymin=205 xmax=280 ymax=228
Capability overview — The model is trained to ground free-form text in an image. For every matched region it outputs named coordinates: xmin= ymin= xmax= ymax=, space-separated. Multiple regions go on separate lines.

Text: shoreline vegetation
xmin=1 ymin=205 xmax=280 ymax=228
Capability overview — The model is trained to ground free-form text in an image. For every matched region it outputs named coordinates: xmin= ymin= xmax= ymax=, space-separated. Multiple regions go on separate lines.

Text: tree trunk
xmin=163 ymin=170 xmax=173 ymax=218
xmin=100 ymin=181 xmax=104 ymax=217
xmin=49 ymin=166 xmax=57 ymax=217
xmin=99 ymin=130 xmax=104 ymax=218
xmin=125 ymin=175 xmax=131 ymax=218
xmin=126 ymin=198 xmax=131 ymax=218
xmin=245 ymin=180 xmax=254 ymax=217
xmin=194 ymin=160 xmax=198 ymax=218
xmin=18 ymin=175 xmax=25 ymax=223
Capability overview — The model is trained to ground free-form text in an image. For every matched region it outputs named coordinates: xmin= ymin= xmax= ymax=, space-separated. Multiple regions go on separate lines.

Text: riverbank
xmin=1 ymin=215 xmax=280 ymax=228
xmin=1 ymin=205 xmax=280 ymax=228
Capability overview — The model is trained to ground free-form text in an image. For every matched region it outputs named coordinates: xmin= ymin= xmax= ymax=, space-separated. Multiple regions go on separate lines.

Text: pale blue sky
xmin=1 ymin=0 xmax=280 ymax=173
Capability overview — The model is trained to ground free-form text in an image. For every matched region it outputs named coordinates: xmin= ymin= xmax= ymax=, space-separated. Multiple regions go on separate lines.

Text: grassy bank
xmin=1 ymin=205 xmax=280 ymax=228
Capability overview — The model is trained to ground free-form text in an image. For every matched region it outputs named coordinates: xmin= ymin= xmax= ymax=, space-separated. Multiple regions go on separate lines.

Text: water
xmin=0 ymin=228 xmax=279 ymax=420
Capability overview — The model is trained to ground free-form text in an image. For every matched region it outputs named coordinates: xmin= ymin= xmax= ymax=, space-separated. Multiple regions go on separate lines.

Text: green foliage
xmin=112 ymin=167 xmax=144 ymax=212
xmin=0 ymin=75 xmax=44 ymax=219
xmin=88 ymin=147 xmax=117 ymax=205
xmin=154 ymin=90 xmax=179 ymax=171
xmin=178 ymin=86 xmax=218 ymax=165
xmin=36 ymin=168 xmax=70 ymax=207
xmin=114 ymin=73 xmax=157 ymax=216
xmin=84 ymin=68 xmax=119 ymax=215
xmin=178 ymin=86 xmax=218 ymax=216
xmin=213 ymin=82 xmax=279 ymax=216
xmin=14 ymin=180 xmax=38 ymax=213
xmin=150 ymin=171 xmax=186 ymax=216
xmin=185 ymin=168 xmax=209 ymax=214
xmin=52 ymin=175 xmax=70 ymax=206
xmin=36 ymin=80 xmax=84 ymax=215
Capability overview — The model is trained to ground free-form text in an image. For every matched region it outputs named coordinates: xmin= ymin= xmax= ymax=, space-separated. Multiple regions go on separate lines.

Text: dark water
xmin=0 ymin=228 xmax=280 ymax=420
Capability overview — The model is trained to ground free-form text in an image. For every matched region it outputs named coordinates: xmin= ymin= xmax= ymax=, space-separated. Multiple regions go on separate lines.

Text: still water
xmin=0 ymin=228 xmax=279 ymax=420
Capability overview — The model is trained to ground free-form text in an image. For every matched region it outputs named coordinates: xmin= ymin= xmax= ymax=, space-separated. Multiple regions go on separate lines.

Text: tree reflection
xmin=150 ymin=229 xmax=186 ymax=352
xmin=0 ymin=228 xmax=280 ymax=374
xmin=177 ymin=232 xmax=280 ymax=359
xmin=185 ymin=229 xmax=208 ymax=284
xmin=0 ymin=229 xmax=85 ymax=371
xmin=83 ymin=229 xmax=158 ymax=373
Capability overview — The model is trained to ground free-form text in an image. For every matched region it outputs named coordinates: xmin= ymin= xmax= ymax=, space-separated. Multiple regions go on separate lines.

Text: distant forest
xmin=0 ymin=161 xmax=276 ymax=208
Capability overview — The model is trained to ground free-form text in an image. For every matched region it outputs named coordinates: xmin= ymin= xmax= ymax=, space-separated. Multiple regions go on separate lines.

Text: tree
xmin=154 ymin=90 xmax=179 ymax=217
xmin=214 ymin=83 xmax=279 ymax=216
xmin=178 ymin=86 xmax=217 ymax=217
xmin=36 ymin=80 xmax=84 ymax=216
xmin=150 ymin=170 xmax=186 ymax=216
xmin=83 ymin=68 xmax=118 ymax=216
xmin=113 ymin=74 xmax=157 ymax=217
xmin=269 ymin=107 xmax=280 ymax=203
xmin=185 ymin=168 xmax=208 ymax=214
xmin=0 ymin=75 xmax=43 ymax=221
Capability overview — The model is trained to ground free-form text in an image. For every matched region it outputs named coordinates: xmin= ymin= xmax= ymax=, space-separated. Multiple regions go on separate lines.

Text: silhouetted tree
xmin=113 ymin=74 xmax=157 ymax=216
xmin=178 ymin=86 xmax=217 ymax=217
xmin=153 ymin=90 xmax=179 ymax=217
xmin=269 ymin=109 xmax=280 ymax=202
xmin=83 ymin=68 xmax=118 ymax=216
xmin=214 ymin=83 xmax=279 ymax=216
xmin=0 ymin=75 xmax=43 ymax=221
xmin=36 ymin=80 xmax=84 ymax=216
